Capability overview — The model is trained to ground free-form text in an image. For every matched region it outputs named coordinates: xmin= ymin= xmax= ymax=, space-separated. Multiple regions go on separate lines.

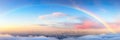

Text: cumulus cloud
xmin=1 ymin=34 xmax=120 ymax=40
xmin=62 ymin=34 xmax=120 ymax=40
xmin=63 ymin=37 xmax=77 ymax=40
xmin=77 ymin=35 xmax=102 ymax=40
xmin=0 ymin=34 xmax=59 ymax=40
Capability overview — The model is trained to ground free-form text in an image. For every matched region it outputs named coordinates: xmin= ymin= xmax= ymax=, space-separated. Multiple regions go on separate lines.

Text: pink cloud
xmin=39 ymin=12 xmax=67 ymax=19
xmin=74 ymin=20 xmax=100 ymax=29
xmin=52 ymin=12 xmax=67 ymax=17
xmin=39 ymin=15 xmax=48 ymax=19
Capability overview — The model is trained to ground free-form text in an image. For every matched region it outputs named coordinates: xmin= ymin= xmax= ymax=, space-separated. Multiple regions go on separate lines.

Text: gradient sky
xmin=0 ymin=0 xmax=120 ymax=33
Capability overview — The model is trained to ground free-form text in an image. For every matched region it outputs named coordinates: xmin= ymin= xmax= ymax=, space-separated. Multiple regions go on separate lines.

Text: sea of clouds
xmin=0 ymin=34 xmax=120 ymax=40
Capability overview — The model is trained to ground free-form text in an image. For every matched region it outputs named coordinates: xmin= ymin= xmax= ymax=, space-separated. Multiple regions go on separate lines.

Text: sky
xmin=0 ymin=0 xmax=120 ymax=33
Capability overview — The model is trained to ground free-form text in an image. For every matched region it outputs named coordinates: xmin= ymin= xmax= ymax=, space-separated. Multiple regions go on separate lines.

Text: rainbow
xmin=4 ymin=3 xmax=116 ymax=33
xmin=73 ymin=6 xmax=116 ymax=33
xmin=69 ymin=0 xmax=116 ymax=33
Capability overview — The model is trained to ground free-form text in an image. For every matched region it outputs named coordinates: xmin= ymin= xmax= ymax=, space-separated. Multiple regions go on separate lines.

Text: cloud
xmin=38 ymin=12 xmax=107 ymax=29
xmin=39 ymin=15 xmax=49 ymax=19
xmin=39 ymin=12 xmax=67 ymax=19
xmin=67 ymin=16 xmax=81 ymax=23
xmin=0 ymin=34 xmax=13 ymax=37
xmin=65 ymin=16 xmax=104 ymax=29
xmin=77 ymin=35 xmax=102 ymax=40
xmin=74 ymin=20 xmax=103 ymax=29
xmin=0 ymin=34 xmax=59 ymax=40
xmin=63 ymin=37 xmax=77 ymax=40
xmin=1 ymin=33 xmax=120 ymax=40
xmin=52 ymin=12 xmax=67 ymax=17
xmin=62 ymin=34 xmax=120 ymax=40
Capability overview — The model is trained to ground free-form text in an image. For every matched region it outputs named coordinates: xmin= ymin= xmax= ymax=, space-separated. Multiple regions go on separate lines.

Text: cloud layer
xmin=0 ymin=34 xmax=120 ymax=40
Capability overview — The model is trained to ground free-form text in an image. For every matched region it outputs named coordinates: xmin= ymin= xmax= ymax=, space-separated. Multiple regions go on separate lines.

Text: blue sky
xmin=0 ymin=0 xmax=120 ymax=28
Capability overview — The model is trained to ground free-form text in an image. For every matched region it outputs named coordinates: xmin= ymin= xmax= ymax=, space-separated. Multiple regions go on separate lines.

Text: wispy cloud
xmin=39 ymin=12 xmax=67 ymax=19
xmin=38 ymin=12 xmax=104 ymax=29
xmin=74 ymin=20 xmax=103 ymax=29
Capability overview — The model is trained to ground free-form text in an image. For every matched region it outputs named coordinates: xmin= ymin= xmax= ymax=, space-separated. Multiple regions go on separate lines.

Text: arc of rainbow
xmin=70 ymin=0 xmax=116 ymax=33
xmin=4 ymin=3 xmax=116 ymax=33
xmin=75 ymin=7 xmax=116 ymax=33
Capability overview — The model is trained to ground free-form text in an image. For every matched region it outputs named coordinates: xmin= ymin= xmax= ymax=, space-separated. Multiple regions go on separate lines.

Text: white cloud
xmin=63 ymin=37 xmax=77 ymax=40
xmin=39 ymin=12 xmax=67 ymax=19
xmin=52 ymin=12 xmax=67 ymax=17
xmin=77 ymin=35 xmax=102 ymax=40
xmin=0 ymin=34 xmax=60 ymax=40
xmin=67 ymin=16 xmax=80 ymax=21
xmin=39 ymin=15 xmax=49 ymax=19
xmin=1 ymin=34 xmax=120 ymax=40
xmin=62 ymin=34 xmax=120 ymax=40
xmin=48 ymin=37 xmax=59 ymax=40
